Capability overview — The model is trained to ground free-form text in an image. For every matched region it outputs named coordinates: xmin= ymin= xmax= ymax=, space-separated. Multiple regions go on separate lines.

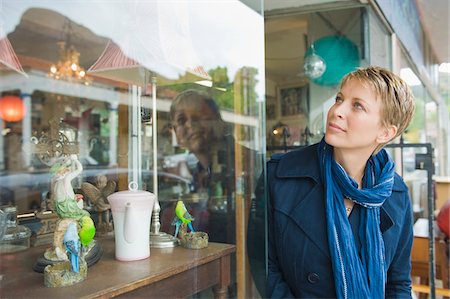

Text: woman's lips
xmin=328 ymin=122 xmax=346 ymax=132
xmin=188 ymin=132 xmax=204 ymax=141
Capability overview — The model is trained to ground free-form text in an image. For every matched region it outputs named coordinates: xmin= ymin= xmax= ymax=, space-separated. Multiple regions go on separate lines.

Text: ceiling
xmin=416 ymin=0 xmax=450 ymax=63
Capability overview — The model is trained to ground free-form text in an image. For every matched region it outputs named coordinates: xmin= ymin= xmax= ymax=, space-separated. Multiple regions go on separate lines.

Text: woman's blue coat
xmin=267 ymin=143 xmax=413 ymax=298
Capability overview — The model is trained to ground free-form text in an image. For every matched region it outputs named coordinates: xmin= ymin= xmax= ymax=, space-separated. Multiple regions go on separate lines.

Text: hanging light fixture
xmin=303 ymin=44 xmax=326 ymax=79
xmin=0 ymin=95 xmax=25 ymax=122
xmin=305 ymin=35 xmax=359 ymax=86
xmin=48 ymin=20 xmax=90 ymax=85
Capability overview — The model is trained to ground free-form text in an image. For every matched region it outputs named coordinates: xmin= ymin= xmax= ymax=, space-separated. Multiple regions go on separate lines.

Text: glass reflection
xmin=1 ymin=2 xmax=265 ymax=297
xmin=160 ymin=89 xmax=246 ymax=244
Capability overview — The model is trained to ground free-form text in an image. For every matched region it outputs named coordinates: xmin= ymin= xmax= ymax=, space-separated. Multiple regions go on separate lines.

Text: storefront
xmin=1 ymin=0 xmax=448 ymax=297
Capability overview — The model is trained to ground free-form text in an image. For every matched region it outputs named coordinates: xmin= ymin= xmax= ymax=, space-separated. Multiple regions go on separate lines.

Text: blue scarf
xmin=317 ymin=139 xmax=395 ymax=299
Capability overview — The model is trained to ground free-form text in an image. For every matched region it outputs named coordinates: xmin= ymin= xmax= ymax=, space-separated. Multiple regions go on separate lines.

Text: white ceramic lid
xmin=107 ymin=181 xmax=155 ymax=201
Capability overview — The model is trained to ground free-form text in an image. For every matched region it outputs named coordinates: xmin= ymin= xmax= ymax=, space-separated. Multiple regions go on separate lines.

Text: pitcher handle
xmin=124 ymin=202 xmax=137 ymax=244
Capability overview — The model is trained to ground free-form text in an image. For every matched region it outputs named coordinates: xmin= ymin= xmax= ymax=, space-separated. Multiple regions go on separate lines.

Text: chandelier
xmin=48 ymin=20 xmax=90 ymax=85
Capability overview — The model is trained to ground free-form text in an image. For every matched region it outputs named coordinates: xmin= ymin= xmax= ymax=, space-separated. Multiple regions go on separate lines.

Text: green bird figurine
xmin=172 ymin=200 xmax=195 ymax=238
xmin=78 ymin=215 xmax=96 ymax=248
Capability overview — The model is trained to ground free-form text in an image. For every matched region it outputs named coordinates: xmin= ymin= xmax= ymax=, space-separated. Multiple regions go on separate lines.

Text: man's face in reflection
xmin=172 ymin=100 xmax=221 ymax=153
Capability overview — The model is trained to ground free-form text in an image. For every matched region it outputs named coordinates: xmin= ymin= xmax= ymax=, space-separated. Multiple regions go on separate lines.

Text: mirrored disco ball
xmin=303 ymin=53 xmax=326 ymax=79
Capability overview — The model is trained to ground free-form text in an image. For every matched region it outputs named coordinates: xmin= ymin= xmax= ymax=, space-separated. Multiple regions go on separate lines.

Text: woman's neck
xmin=194 ymin=139 xmax=224 ymax=170
xmin=196 ymin=152 xmax=211 ymax=170
xmin=333 ymin=148 xmax=372 ymax=188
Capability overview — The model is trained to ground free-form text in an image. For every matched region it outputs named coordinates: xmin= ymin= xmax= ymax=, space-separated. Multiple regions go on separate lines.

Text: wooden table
xmin=0 ymin=237 xmax=235 ymax=298
xmin=411 ymin=219 xmax=450 ymax=297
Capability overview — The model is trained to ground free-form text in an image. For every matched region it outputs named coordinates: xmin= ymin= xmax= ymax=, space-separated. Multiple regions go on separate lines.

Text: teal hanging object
xmin=305 ymin=35 xmax=360 ymax=86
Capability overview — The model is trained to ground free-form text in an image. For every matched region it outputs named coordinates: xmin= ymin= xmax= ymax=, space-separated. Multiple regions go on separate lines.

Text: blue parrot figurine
xmin=64 ymin=222 xmax=81 ymax=273
xmin=172 ymin=200 xmax=195 ymax=238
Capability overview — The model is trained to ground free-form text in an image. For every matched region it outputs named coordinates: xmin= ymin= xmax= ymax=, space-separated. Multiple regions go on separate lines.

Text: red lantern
xmin=0 ymin=95 xmax=26 ymax=122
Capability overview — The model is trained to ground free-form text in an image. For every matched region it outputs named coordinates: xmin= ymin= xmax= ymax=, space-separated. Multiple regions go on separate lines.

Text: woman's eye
xmin=353 ymin=102 xmax=365 ymax=110
xmin=176 ymin=116 xmax=186 ymax=126
xmin=335 ymin=96 xmax=343 ymax=103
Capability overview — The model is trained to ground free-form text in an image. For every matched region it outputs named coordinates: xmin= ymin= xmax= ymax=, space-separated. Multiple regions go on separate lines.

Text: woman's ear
xmin=377 ymin=124 xmax=398 ymax=144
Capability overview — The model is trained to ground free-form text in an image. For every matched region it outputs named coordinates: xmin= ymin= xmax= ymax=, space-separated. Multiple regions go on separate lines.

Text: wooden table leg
xmin=213 ymin=254 xmax=231 ymax=299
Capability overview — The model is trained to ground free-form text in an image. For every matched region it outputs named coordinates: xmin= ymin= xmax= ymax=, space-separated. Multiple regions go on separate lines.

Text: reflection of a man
xmin=161 ymin=89 xmax=238 ymax=244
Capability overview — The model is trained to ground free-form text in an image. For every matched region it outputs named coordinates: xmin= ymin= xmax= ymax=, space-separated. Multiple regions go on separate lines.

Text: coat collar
xmin=274 ymin=144 xmax=321 ymax=181
xmin=272 ymin=144 xmax=402 ymax=257
xmin=274 ymin=144 xmax=408 ymax=192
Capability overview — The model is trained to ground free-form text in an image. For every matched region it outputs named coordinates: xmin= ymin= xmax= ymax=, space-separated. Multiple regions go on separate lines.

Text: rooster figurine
xmin=81 ymin=175 xmax=116 ymax=233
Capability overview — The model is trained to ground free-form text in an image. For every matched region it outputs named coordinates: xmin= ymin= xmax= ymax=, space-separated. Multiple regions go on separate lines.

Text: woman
xmin=169 ymin=89 xmax=231 ymax=195
xmin=267 ymin=66 xmax=415 ymax=298
xmin=163 ymin=90 xmax=237 ymax=242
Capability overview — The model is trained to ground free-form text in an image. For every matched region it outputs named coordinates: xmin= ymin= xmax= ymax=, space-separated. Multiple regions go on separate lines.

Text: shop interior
xmin=264 ymin=7 xmax=449 ymax=297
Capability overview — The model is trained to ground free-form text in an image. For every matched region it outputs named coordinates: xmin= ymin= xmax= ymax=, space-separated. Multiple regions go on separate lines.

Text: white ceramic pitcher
xmin=107 ymin=182 xmax=155 ymax=261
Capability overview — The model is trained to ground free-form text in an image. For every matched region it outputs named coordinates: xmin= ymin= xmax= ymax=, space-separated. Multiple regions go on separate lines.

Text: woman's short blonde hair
xmin=341 ymin=66 xmax=415 ymax=152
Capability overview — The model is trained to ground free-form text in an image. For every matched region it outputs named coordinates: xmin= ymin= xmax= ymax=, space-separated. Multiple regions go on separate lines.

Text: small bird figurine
xmin=64 ymin=222 xmax=81 ymax=273
xmin=172 ymin=200 xmax=195 ymax=238
xmin=78 ymin=216 xmax=96 ymax=248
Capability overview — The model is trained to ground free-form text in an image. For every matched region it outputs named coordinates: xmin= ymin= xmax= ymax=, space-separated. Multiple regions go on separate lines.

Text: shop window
xmin=1 ymin=2 xmax=265 ymax=298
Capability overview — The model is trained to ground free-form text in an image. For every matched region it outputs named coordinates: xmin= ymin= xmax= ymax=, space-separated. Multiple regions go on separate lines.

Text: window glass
xmin=1 ymin=1 xmax=265 ymax=297
xmin=368 ymin=8 xmax=391 ymax=68
xmin=398 ymin=53 xmax=431 ymax=218
xmin=438 ymin=63 xmax=450 ymax=176
xmin=265 ymin=7 xmax=364 ymax=156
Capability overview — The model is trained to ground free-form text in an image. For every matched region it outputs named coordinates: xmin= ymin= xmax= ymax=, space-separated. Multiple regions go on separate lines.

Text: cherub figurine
xmin=50 ymin=155 xmax=88 ymax=218
xmin=81 ymin=175 xmax=116 ymax=233
xmin=45 ymin=155 xmax=95 ymax=262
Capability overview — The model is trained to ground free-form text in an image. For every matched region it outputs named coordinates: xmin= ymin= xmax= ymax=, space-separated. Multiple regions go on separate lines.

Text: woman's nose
xmin=185 ymin=118 xmax=200 ymax=129
xmin=333 ymin=103 xmax=346 ymax=119
xmin=184 ymin=118 xmax=192 ymax=128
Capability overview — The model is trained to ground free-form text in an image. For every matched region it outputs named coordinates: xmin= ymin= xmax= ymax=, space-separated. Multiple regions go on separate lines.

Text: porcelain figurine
xmin=81 ymin=175 xmax=116 ymax=233
xmin=40 ymin=155 xmax=99 ymax=286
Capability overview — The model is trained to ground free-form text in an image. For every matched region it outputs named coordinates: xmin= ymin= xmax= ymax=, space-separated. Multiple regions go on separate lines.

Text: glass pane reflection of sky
xmin=3 ymin=0 xmax=265 ymax=97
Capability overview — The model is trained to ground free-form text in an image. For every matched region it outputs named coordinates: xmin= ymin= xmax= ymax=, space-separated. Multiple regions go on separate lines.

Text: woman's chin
xmin=188 ymin=141 xmax=206 ymax=153
xmin=324 ymin=133 xmax=336 ymax=145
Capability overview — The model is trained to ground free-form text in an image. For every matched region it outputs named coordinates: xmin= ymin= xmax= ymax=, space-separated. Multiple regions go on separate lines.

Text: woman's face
xmin=57 ymin=166 xmax=70 ymax=177
xmin=325 ymin=78 xmax=386 ymax=154
xmin=172 ymin=101 xmax=220 ymax=153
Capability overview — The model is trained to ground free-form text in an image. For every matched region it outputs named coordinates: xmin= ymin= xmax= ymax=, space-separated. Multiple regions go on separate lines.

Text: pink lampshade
xmin=0 ymin=25 xmax=27 ymax=77
xmin=88 ymin=40 xmax=210 ymax=86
